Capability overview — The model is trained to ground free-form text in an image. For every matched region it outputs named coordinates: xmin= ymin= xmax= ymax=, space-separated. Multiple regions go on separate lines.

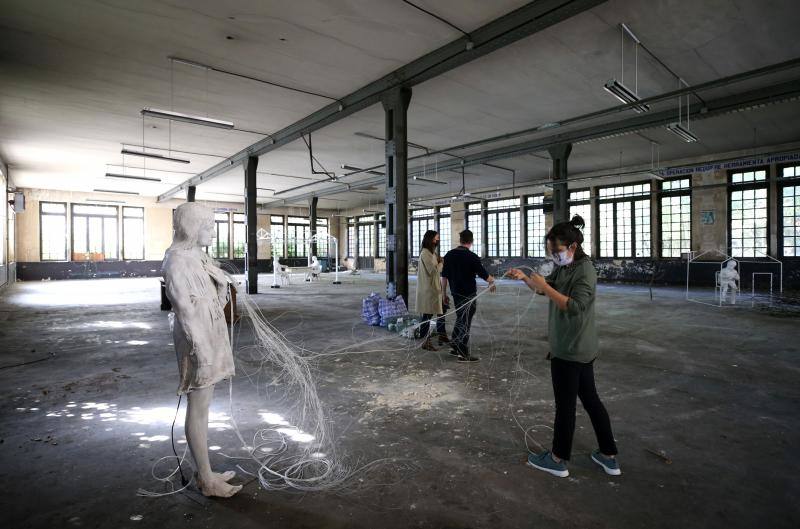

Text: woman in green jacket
xmin=507 ymin=215 xmax=620 ymax=478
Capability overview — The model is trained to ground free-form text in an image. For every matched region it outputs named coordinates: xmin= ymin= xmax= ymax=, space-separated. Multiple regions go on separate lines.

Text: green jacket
xmin=546 ymin=256 xmax=598 ymax=363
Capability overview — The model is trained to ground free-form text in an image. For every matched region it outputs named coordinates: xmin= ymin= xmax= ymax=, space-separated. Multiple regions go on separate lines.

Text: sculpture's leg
xmin=721 ymin=284 xmax=728 ymax=304
xmin=186 ymin=385 xmax=241 ymax=497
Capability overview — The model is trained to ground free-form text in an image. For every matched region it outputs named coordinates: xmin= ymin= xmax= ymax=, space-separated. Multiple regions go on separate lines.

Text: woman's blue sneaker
xmin=526 ymin=451 xmax=569 ymax=478
xmin=591 ymin=450 xmax=621 ymax=476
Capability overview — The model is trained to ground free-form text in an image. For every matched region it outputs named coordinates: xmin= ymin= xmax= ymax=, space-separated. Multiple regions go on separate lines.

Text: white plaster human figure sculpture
xmin=162 ymin=203 xmax=241 ymax=498
xmin=719 ymin=259 xmax=740 ymax=305
xmin=272 ymin=254 xmax=282 ymax=287
xmin=308 ymin=255 xmax=322 ymax=281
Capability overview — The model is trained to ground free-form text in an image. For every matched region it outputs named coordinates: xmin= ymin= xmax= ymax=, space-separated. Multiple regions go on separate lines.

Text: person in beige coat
xmin=416 ymin=230 xmax=444 ymax=351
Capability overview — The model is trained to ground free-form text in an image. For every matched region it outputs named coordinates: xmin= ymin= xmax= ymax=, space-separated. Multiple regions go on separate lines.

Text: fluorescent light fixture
xmin=141 ymin=108 xmax=234 ymax=130
xmin=413 ymin=176 xmax=447 ymax=185
xmin=105 ymin=172 xmax=162 ymax=182
xmin=363 ymin=209 xmax=382 ymax=214
xmin=93 ymin=189 xmax=140 ymax=195
xmin=666 ymin=122 xmax=699 ymax=143
xmin=603 ymin=79 xmax=650 ymax=113
xmin=86 ymin=198 xmax=125 ymax=204
xmin=341 ymin=164 xmax=384 ymax=176
xmin=121 ymin=148 xmax=190 ymax=164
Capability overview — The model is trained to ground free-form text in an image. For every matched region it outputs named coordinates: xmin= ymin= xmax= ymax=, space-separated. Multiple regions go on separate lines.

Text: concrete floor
xmin=1 ymin=275 xmax=799 ymax=529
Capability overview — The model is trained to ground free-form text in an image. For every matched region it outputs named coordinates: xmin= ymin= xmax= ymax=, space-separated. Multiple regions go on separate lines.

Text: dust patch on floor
xmin=353 ymin=368 xmax=463 ymax=414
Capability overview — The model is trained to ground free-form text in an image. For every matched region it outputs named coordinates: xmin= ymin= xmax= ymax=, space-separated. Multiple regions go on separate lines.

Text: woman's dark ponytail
xmin=546 ymin=215 xmax=587 ymax=260
xmin=569 ymin=215 xmax=585 ymax=231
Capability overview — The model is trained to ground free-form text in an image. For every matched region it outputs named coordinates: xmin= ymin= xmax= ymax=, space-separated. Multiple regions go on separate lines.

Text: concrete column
xmin=382 ymin=87 xmax=412 ymax=303
xmin=692 ymin=169 xmax=728 ymax=254
xmin=651 ymin=178 xmax=661 ymax=259
xmin=244 ymin=156 xmax=259 ymax=294
xmin=450 ymin=202 xmax=465 ymax=248
xmin=548 ymin=143 xmax=572 ymax=224
xmin=768 ymin=163 xmax=779 ymax=257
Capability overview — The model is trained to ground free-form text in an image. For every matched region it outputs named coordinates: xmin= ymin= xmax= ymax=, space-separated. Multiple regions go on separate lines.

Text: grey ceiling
xmin=1 ymin=0 xmax=799 ymax=210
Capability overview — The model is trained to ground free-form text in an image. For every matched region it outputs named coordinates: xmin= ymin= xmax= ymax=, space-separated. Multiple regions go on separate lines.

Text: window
xmin=357 ymin=215 xmax=374 ymax=258
xmin=207 ymin=212 xmax=229 ymax=259
xmin=287 ymin=216 xmax=310 ymax=257
xmin=526 ymin=195 xmax=546 ymax=257
xmin=122 ymin=207 xmax=144 ymax=260
xmin=568 ymin=190 xmax=592 ymax=257
xmin=377 ymin=216 xmax=386 ymax=257
xmin=466 ymin=203 xmax=482 ymax=256
xmin=778 ymin=164 xmax=800 ymax=257
xmin=315 ymin=218 xmax=329 ymax=256
xmin=347 ymin=218 xmax=356 ymax=257
xmin=438 ymin=207 xmax=451 ymax=251
xmin=410 ymin=208 xmax=435 ymax=257
xmin=40 ymin=201 xmax=68 ymax=261
xmin=486 ymin=198 xmax=520 ymax=257
xmin=270 ymin=215 xmax=284 ymax=257
xmin=71 ymin=204 xmax=119 ymax=260
xmin=597 ymin=183 xmax=651 ymax=258
xmin=232 ymin=213 xmax=246 ymax=258
xmin=660 ymin=179 xmax=691 ymax=258
xmin=729 ymin=169 xmax=768 ymax=257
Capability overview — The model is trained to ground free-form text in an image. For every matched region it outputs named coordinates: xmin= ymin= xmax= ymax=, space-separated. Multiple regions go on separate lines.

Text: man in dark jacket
xmin=441 ymin=229 xmax=495 ymax=362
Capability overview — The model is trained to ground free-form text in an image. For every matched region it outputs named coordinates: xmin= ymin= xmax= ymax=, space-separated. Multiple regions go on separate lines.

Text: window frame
xmin=232 ymin=213 xmax=246 ymax=259
xmin=39 ymin=201 xmax=69 ymax=261
xmin=208 ymin=212 xmax=230 ymax=259
xmin=269 ymin=215 xmax=285 ymax=257
xmin=286 ymin=216 xmax=311 ymax=258
xmin=70 ymin=203 xmax=120 ymax=261
xmin=347 ymin=217 xmax=356 ymax=258
xmin=596 ymin=181 xmax=652 ymax=258
xmin=727 ymin=166 xmax=770 ymax=258
xmin=485 ymin=198 xmax=521 ymax=258
xmin=377 ymin=215 xmax=387 ymax=258
xmin=568 ymin=189 xmax=592 ymax=258
xmin=356 ymin=215 xmax=375 ymax=258
xmin=658 ymin=178 xmax=692 ymax=259
xmin=121 ymin=206 xmax=145 ymax=260
xmin=777 ymin=163 xmax=800 ymax=259
xmin=436 ymin=206 xmax=451 ymax=252
xmin=410 ymin=208 xmax=435 ymax=257
xmin=465 ymin=202 xmax=483 ymax=256
xmin=525 ymin=194 xmax=547 ymax=258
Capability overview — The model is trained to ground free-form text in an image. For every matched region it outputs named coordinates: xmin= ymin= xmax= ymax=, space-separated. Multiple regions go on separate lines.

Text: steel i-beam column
xmin=382 ymin=87 xmax=412 ymax=303
xmin=244 ymin=156 xmax=259 ymax=294
xmin=309 ymin=196 xmax=318 ymax=260
xmin=548 ymin=143 xmax=572 ymax=224
xmin=186 ymin=186 xmax=196 ymax=202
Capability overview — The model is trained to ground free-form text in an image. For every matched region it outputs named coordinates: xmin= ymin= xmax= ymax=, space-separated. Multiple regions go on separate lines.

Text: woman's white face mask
xmin=550 ymin=244 xmax=576 ymax=266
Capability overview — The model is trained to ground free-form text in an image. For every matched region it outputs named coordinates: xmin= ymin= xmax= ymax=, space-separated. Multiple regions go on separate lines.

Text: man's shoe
xmin=457 ymin=354 xmax=480 ymax=363
xmin=420 ymin=338 xmax=437 ymax=352
xmin=527 ymin=451 xmax=569 ymax=478
xmin=591 ymin=450 xmax=621 ymax=476
xmin=438 ymin=334 xmax=450 ymax=345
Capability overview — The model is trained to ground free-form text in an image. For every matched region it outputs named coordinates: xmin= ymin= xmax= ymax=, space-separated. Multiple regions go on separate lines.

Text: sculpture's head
xmin=725 ymin=259 xmax=737 ymax=270
xmin=171 ymin=203 xmax=215 ymax=250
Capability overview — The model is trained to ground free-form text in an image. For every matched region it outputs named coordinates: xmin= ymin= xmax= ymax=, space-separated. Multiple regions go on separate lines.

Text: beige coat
xmin=415 ymin=248 xmax=443 ymax=315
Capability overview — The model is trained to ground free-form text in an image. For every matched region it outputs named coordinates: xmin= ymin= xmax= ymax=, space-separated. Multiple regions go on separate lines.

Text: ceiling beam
xmin=272 ymin=78 xmax=800 ymax=204
xmin=157 ymin=0 xmax=607 ymax=202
